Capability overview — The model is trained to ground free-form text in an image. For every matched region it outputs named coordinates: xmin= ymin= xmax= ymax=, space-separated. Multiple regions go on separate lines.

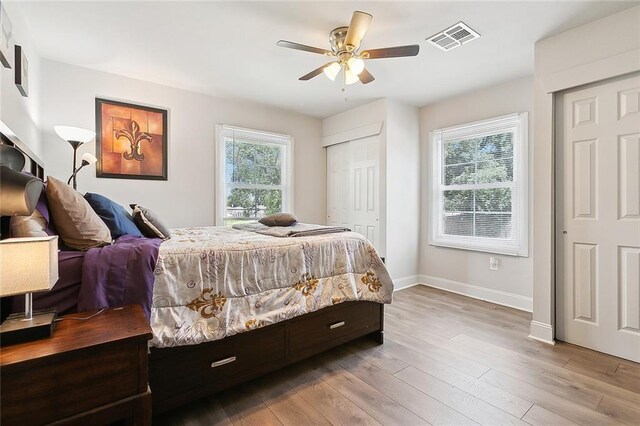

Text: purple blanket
xmin=77 ymin=235 xmax=161 ymax=319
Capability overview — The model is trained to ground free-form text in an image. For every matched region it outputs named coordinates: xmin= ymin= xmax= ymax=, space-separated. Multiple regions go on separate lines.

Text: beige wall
xmin=39 ymin=59 xmax=325 ymax=228
xmin=531 ymin=5 xmax=640 ymax=343
xmin=419 ymin=77 xmax=534 ymax=310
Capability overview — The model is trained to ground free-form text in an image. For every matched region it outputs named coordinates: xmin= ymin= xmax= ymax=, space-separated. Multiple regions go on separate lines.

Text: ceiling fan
xmin=277 ymin=11 xmax=419 ymax=86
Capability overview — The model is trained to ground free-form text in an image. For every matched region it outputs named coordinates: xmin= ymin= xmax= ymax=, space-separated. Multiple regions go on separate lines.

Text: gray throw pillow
xmin=130 ymin=204 xmax=171 ymax=240
xmin=258 ymin=213 xmax=298 ymax=227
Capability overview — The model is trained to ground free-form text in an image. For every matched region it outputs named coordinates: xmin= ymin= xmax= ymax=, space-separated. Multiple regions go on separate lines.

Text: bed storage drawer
xmin=150 ymin=323 xmax=285 ymax=408
xmin=150 ymin=301 xmax=383 ymax=413
xmin=287 ymin=301 xmax=381 ymax=361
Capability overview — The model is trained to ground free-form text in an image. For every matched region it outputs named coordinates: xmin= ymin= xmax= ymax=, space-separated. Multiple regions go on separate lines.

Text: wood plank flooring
xmin=154 ymin=285 xmax=640 ymax=425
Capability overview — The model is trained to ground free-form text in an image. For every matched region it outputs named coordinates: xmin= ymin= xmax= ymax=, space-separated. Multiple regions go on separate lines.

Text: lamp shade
xmin=0 ymin=236 xmax=59 ymax=297
xmin=54 ymin=126 xmax=95 ymax=143
xmin=82 ymin=152 xmax=97 ymax=165
xmin=344 ymin=67 xmax=359 ymax=85
xmin=323 ymin=62 xmax=341 ymax=81
xmin=347 ymin=57 xmax=365 ymax=76
xmin=0 ymin=166 xmax=43 ymax=216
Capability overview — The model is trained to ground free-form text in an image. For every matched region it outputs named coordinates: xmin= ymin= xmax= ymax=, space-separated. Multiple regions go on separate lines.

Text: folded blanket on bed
xmin=232 ymin=222 xmax=350 ymax=237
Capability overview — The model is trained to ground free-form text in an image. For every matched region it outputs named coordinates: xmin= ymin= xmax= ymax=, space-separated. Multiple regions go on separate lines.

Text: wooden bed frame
xmin=1 ymin=126 xmax=386 ymax=414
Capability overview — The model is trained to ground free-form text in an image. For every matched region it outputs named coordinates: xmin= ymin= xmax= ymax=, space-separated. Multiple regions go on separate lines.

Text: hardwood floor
xmin=154 ymin=285 xmax=640 ymax=425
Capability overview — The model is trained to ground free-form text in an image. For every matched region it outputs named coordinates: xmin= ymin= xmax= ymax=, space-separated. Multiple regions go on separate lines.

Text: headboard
xmin=0 ymin=120 xmax=46 ymax=237
xmin=0 ymin=121 xmax=44 ymax=178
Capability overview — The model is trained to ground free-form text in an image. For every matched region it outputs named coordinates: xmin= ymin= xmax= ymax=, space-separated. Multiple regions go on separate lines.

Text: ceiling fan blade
xmin=299 ymin=62 xmax=336 ymax=81
xmin=345 ymin=11 xmax=373 ymax=50
xmin=361 ymin=45 xmax=420 ymax=59
xmin=359 ymin=68 xmax=375 ymax=84
xmin=277 ymin=40 xmax=332 ymax=56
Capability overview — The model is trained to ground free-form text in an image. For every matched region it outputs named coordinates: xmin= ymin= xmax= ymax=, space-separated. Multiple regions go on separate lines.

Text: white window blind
xmin=430 ymin=113 xmax=528 ymax=256
xmin=215 ymin=125 xmax=293 ymax=225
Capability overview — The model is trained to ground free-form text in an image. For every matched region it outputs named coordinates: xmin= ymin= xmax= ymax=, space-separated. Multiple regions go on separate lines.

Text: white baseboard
xmin=393 ymin=275 xmax=423 ymax=292
xmin=529 ymin=321 xmax=555 ymax=345
xmin=419 ymin=275 xmax=533 ymax=312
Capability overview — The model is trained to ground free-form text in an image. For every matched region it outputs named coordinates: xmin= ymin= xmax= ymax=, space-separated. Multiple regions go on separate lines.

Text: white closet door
xmin=327 ymin=142 xmax=350 ymax=228
xmin=327 ymin=137 xmax=380 ymax=250
xmin=556 ymin=74 xmax=640 ymax=362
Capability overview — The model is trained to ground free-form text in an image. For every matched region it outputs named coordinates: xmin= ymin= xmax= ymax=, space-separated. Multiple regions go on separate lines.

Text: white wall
xmin=531 ymin=5 xmax=640 ymax=343
xmin=0 ymin=2 xmax=42 ymax=159
xmin=420 ymin=77 xmax=534 ymax=311
xmin=385 ymin=100 xmax=420 ymax=283
xmin=39 ymin=59 xmax=325 ymax=228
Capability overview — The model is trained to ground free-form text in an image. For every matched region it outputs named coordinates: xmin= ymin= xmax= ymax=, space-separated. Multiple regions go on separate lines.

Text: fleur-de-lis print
xmin=293 ymin=272 xmax=319 ymax=297
xmin=115 ymin=120 xmax=153 ymax=162
xmin=186 ymin=288 xmax=227 ymax=319
xmin=362 ymin=270 xmax=382 ymax=293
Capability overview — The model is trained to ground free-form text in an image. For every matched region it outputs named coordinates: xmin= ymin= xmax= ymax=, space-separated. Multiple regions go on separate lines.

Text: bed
xmin=0 ymin=133 xmax=393 ymax=414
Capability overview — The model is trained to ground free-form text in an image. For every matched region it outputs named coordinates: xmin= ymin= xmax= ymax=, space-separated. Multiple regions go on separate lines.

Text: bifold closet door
xmin=327 ymin=137 xmax=381 ymax=250
xmin=556 ymin=73 xmax=640 ymax=362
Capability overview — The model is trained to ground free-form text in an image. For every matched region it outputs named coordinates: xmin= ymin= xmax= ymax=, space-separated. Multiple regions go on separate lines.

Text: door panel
xmin=619 ymin=133 xmax=640 ymax=219
xmin=326 ymin=137 xmax=380 ymax=251
xmin=619 ymin=246 xmax=640 ymax=332
xmin=556 ymin=73 xmax=640 ymax=362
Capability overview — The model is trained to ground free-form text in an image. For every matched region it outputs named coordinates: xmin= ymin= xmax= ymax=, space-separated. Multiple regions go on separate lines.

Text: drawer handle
xmin=210 ymin=356 xmax=236 ymax=368
xmin=329 ymin=321 xmax=345 ymax=330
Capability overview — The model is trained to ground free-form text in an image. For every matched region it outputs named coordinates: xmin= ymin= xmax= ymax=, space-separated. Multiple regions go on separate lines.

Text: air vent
xmin=427 ymin=21 xmax=480 ymax=51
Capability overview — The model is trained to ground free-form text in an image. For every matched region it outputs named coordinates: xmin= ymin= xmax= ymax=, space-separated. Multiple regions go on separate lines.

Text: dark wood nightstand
xmin=0 ymin=305 xmax=152 ymax=425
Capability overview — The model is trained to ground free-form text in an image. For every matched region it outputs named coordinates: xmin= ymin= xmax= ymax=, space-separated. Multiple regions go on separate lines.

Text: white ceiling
xmin=10 ymin=1 xmax=638 ymax=117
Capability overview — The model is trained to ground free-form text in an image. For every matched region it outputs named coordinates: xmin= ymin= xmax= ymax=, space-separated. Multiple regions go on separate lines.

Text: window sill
xmin=428 ymin=239 xmax=529 ymax=257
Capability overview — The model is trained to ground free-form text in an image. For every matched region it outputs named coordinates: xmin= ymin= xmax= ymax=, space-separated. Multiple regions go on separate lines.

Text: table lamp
xmin=54 ymin=125 xmax=96 ymax=190
xmin=0 ymin=236 xmax=59 ymax=346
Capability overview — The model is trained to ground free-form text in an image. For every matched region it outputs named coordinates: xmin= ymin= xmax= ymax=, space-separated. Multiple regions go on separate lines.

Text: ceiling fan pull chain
xmin=342 ymin=67 xmax=347 ymax=94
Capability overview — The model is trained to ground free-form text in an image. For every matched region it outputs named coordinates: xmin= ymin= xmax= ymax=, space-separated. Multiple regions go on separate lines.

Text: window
xmin=215 ymin=125 xmax=293 ymax=225
xmin=430 ymin=113 xmax=528 ymax=256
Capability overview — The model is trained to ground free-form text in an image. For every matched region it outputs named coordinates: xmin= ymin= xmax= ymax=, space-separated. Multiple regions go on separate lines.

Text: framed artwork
xmin=14 ymin=45 xmax=27 ymax=96
xmin=0 ymin=1 xmax=13 ymax=68
xmin=95 ymin=98 xmax=168 ymax=180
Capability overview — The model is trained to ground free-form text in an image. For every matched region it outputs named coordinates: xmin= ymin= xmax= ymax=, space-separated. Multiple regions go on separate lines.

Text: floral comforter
xmin=150 ymin=226 xmax=394 ymax=348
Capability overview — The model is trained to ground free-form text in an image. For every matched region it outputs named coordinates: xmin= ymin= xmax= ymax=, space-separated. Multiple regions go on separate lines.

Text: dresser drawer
xmin=1 ymin=341 xmax=141 ymax=425
xmin=150 ymin=324 xmax=285 ymax=405
xmin=288 ymin=302 xmax=381 ymax=359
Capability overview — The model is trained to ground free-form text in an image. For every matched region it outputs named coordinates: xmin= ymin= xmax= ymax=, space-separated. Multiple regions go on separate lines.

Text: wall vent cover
xmin=427 ymin=21 xmax=480 ymax=51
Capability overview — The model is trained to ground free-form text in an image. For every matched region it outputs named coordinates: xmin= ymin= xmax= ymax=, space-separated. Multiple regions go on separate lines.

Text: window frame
xmin=215 ymin=124 xmax=294 ymax=226
xmin=429 ymin=112 xmax=529 ymax=257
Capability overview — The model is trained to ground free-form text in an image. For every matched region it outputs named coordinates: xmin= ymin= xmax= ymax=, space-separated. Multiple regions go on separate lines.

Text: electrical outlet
xmin=489 ymin=256 xmax=499 ymax=271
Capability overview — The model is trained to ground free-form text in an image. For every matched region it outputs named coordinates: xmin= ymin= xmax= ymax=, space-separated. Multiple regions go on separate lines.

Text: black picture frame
xmin=14 ymin=44 xmax=27 ymax=97
xmin=95 ymin=98 xmax=168 ymax=181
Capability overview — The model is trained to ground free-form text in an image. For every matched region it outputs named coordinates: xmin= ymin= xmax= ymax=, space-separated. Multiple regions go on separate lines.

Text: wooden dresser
xmin=0 ymin=305 xmax=152 ymax=426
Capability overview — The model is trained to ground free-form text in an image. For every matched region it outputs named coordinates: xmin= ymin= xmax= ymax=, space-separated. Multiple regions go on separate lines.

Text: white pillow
xmin=10 ymin=210 xmax=48 ymax=237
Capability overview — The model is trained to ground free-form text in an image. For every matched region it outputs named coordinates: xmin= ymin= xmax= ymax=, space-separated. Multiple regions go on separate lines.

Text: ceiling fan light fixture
xmin=347 ymin=58 xmax=364 ymax=75
xmin=323 ymin=62 xmax=341 ymax=81
xmin=344 ymin=67 xmax=359 ymax=85
xmin=347 ymin=57 xmax=365 ymax=75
